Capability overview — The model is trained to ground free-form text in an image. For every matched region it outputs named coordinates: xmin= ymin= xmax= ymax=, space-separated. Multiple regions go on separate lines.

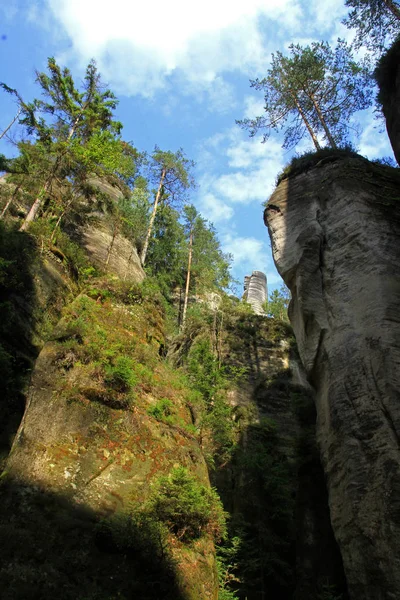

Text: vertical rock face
xmin=1 ymin=292 xmax=217 ymax=599
xmin=243 ymin=270 xmax=268 ymax=314
xmin=265 ymin=156 xmax=400 ymax=600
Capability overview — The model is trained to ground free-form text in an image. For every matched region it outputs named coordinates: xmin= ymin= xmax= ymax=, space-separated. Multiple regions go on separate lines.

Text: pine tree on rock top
xmin=237 ymin=40 xmax=372 ymax=151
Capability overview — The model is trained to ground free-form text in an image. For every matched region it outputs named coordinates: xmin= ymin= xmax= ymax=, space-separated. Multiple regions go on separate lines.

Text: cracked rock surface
xmin=265 ymin=156 xmax=400 ymax=600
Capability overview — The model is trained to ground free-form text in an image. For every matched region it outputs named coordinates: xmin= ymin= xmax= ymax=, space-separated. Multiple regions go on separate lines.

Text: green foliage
xmin=147 ymin=466 xmax=227 ymax=542
xmin=275 ymin=146 xmax=362 ymax=184
xmin=216 ymin=536 xmax=241 ymax=600
xmin=343 ymin=0 xmax=400 ymax=53
xmin=1 ymin=57 xmax=137 ymax=231
xmin=238 ymin=40 xmax=372 ymax=150
xmin=146 ymin=204 xmax=186 ymax=294
xmin=147 ymin=397 xmax=174 ymax=421
xmin=104 ymin=356 xmax=137 ymax=392
xmin=264 ymin=284 xmax=290 ymax=322
xmin=189 ymin=214 xmax=233 ymax=293
xmin=317 ymin=583 xmax=345 ymax=600
xmin=232 ymin=418 xmax=295 ymax=596
xmin=148 ymin=147 xmax=195 ymax=202
xmin=28 ymin=218 xmax=93 ymax=279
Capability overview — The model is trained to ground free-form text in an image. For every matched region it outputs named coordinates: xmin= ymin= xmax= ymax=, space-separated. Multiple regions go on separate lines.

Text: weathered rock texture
xmin=243 ymin=270 xmax=267 ymax=314
xmin=78 ymin=217 xmax=144 ymax=282
xmin=217 ymin=314 xmax=346 ymax=599
xmin=1 ymin=290 xmax=217 ymax=599
xmin=265 ymin=156 xmax=400 ymax=600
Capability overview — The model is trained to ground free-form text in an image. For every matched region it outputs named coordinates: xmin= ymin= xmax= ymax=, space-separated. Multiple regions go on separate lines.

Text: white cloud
xmin=41 ymin=0 xmax=303 ymax=97
xmin=222 ymin=234 xmax=269 ymax=267
xmin=358 ymin=116 xmax=394 ymax=160
xmin=200 ymin=193 xmax=234 ymax=223
xmin=242 ymin=95 xmax=266 ymax=120
xmin=199 ymin=128 xmax=285 ymax=205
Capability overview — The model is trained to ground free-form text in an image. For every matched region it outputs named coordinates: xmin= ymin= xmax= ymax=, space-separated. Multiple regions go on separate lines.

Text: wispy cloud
xmin=197 ymin=127 xmax=286 ymax=213
xmin=39 ymin=0 xmax=303 ymax=99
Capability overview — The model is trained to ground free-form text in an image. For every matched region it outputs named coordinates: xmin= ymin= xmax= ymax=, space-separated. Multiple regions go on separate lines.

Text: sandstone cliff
xmin=265 ymin=155 xmax=400 ymax=600
xmin=1 ymin=285 xmax=218 ymax=599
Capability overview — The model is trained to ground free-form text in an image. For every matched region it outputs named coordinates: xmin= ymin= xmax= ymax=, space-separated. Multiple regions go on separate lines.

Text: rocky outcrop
xmin=78 ymin=217 xmax=144 ymax=282
xmin=265 ymin=155 xmax=400 ymax=600
xmin=217 ymin=314 xmax=346 ymax=599
xmin=243 ymin=270 xmax=267 ymax=314
xmin=1 ymin=290 xmax=218 ymax=599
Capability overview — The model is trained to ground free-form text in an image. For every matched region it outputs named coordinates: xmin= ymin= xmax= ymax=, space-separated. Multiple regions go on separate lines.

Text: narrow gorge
xmin=1 ymin=30 xmax=400 ymax=600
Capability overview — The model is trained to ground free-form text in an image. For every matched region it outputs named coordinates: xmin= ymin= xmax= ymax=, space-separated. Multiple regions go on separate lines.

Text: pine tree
xmin=237 ymin=40 xmax=372 ymax=150
xmin=343 ymin=0 xmax=400 ymax=53
xmin=140 ymin=147 xmax=195 ymax=267
xmin=1 ymin=58 xmax=134 ymax=232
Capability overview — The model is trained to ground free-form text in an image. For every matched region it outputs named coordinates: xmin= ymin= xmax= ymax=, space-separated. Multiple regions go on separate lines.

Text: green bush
xmin=147 ymin=466 xmax=227 ymax=542
xmin=275 ymin=146 xmax=362 ymax=186
xmin=104 ymin=356 xmax=137 ymax=392
xmin=147 ymin=398 xmax=174 ymax=421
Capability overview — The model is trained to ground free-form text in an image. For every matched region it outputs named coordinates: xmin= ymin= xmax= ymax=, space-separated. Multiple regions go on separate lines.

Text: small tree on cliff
xmin=237 ymin=40 xmax=372 ymax=150
xmin=1 ymin=58 xmax=134 ymax=231
xmin=343 ymin=0 xmax=400 ymax=53
xmin=140 ymin=147 xmax=195 ymax=267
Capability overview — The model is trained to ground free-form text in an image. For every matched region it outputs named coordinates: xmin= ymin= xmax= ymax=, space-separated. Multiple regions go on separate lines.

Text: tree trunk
xmin=290 ymin=91 xmax=321 ymax=150
xmin=0 ymin=183 xmax=21 ymax=220
xmin=383 ymin=0 xmax=400 ymax=21
xmin=309 ymin=93 xmax=337 ymax=149
xmin=140 ymin=167 xmax=166 ymax=266
xmin=105 ymin=220 xmax=119 ymax=267
xmin=19 ymin=117 xmax=78 ymax=232
xmin=19 ymin=184 xmax=48 ymax=231
xmin=181 ymin=228 xmax=193 ymax=329
xmin=0 ymin=108 xmax=21 ymax=141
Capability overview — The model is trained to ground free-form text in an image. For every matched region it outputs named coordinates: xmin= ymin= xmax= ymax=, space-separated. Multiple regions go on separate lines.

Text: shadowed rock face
xmin=265 ymin=156 xmax=400 ymax=600
xmin=375 ymin=39 xmax=400 ymax=166
xmin=244 ymin=270 xmax=268 ymax=315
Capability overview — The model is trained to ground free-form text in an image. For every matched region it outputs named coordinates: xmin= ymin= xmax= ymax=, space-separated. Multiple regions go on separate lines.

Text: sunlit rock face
xmin=264 ymin=156 xmax=400 ymax=600
xmin=243 ymin=270 xmax=267 ymax=315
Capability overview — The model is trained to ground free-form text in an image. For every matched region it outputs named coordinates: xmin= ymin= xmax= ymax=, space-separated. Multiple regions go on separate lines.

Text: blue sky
xmin=0 ymin=0 xmax=395 ymax=295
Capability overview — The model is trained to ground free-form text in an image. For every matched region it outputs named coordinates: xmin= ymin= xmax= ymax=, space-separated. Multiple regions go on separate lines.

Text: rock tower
xmin=243 ymin=270 xmax=268 ymax=315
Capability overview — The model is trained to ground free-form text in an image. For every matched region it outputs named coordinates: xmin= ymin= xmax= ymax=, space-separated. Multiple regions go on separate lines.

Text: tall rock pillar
xmin=264 ymin=155 xmax=400 ymax=600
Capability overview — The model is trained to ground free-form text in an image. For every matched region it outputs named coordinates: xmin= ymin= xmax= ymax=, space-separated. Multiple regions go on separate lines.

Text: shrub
xmin=104 ymin=356 xmax=137 ymax=392
xmin=147 ymin=466 xmax=227 ymax=542
xmin=274 ymin=146 xmax=362 ymax=186
xmin=147 ymin=398 xmax=174 ymax=421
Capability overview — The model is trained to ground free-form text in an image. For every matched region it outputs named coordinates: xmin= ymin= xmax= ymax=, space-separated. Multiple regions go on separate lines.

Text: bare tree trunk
xmin=140 ymin=167 xmax=166 ymax=266
xmin=50 ymin=195 xmax=75 ymax=243
xmin=290 ymin=91 xmax=321 ymax=150
xmin=0 ymin=108 xmax=21 ymax=141
xmin=19 ymin=117 xmax=78 ymax=233
xmin=19 ymin=185 xmax=48 ymax=231
xmin=0 ymin=183 xmax=21 ymax=219
xmin=310 ymin=93 xmax=337 ymax=148
xmin=105 ymin=221 xmax=119 ymax=267
xmin=181 ymin=228 xmax=193 ymax=329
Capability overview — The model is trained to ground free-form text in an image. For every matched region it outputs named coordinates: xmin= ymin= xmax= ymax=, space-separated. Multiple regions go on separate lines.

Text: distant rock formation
xmin=244 ymin=270 xmax=268 ymax=315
